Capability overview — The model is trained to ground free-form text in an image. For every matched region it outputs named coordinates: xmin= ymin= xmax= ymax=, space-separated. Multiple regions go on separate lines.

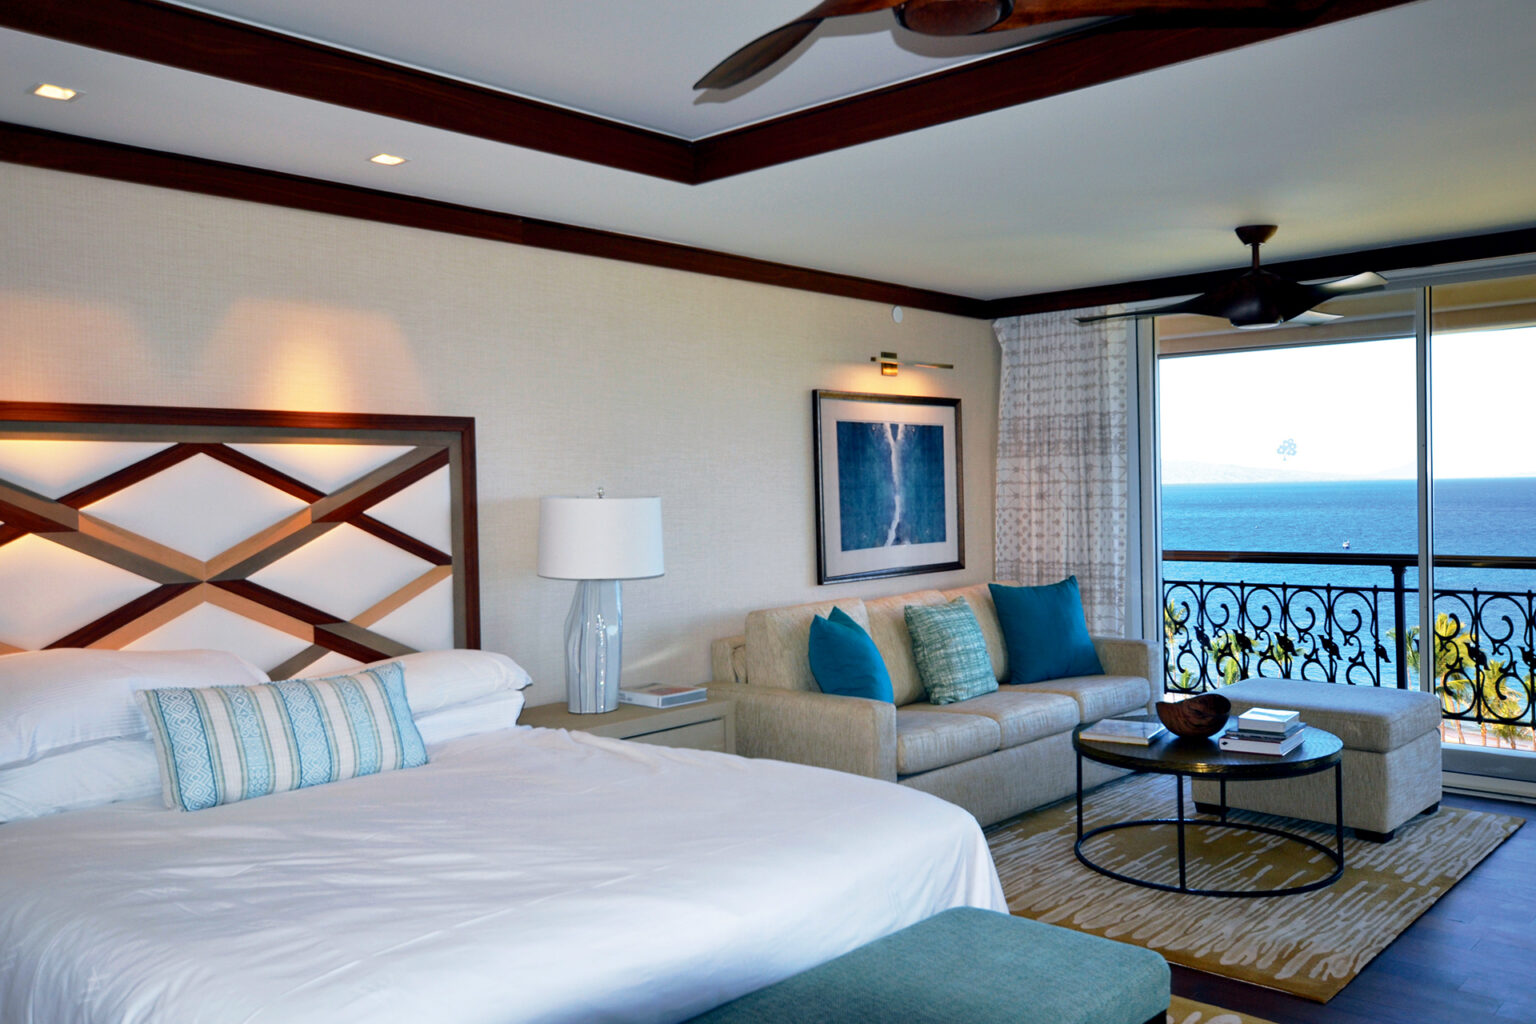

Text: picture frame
xmin=812 ymin=390 xmax=963 ymax=585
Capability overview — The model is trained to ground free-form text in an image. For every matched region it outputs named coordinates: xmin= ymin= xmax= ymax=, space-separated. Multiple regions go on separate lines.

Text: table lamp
xmin=537 ymin=492 xmax=664 ymax=713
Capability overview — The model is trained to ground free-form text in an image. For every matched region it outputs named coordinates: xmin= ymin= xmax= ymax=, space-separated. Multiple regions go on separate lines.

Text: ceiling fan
xmin=1075 ymin=226 xmax=1388 ymax=329
xmin=695 ymin=0 xmax=1327 ymax=91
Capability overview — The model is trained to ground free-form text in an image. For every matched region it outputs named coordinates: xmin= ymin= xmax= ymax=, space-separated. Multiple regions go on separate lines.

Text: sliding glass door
xmin=1428 ymin=273 xmax=1536 ymax=773
xmin=1148 ymin=266 xmax=1536 ymax=790
xmin=1155 ymin=290 xmax=1422 ymax=696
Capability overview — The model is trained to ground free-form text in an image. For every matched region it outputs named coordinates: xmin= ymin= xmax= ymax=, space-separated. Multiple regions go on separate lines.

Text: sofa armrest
xmin=711 ymin=634 xmax=747 ymax=685
xmin=704 ymin=682 xmax=897 ymax=782
xmin=1091 ymin=636 xmax=1162 ymax=708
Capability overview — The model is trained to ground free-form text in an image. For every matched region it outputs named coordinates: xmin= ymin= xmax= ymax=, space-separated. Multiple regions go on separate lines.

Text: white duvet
xmin=0 ymin=728 xmax=1004 ymax=1024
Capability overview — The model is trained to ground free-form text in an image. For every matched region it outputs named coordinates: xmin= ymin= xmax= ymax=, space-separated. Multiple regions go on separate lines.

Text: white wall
xmin=0 ymin=163 xmax=1001 ymax=706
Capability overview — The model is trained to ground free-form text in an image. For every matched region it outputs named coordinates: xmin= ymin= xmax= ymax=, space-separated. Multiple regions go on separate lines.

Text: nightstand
xmin=520 ymin=696 xmax=736 ymax=754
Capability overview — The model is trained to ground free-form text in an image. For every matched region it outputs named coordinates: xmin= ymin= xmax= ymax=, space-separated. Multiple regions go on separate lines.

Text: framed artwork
xmin=812 ymin=390 xmax=963 ymax=585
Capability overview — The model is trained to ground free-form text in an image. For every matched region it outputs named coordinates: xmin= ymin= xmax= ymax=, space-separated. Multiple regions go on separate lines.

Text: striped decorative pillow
xmin=135 ymin=663 xmax=428 ymax=812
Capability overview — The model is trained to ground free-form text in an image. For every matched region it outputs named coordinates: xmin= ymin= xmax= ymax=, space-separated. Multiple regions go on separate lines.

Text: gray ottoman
xmin=687 ymin=907 xmax=1169 ymax=1024
xmin=1192 ymin=678 xmax=1442 ymax=842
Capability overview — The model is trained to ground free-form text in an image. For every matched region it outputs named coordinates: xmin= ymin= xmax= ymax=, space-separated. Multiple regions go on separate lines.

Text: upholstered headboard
xmin=0 ymin=402 xmax=478 ymax=679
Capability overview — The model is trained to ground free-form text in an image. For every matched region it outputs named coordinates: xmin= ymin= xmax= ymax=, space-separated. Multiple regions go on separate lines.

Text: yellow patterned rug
xmin=988 ymin=774 xmax=1521 ymax=1002
xmin=1168 ymin=996 xmax=1276 ymax=1024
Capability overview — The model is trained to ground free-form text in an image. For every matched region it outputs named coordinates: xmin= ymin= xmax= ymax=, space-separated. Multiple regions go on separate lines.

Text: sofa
xmin=708 ymin=583 xmax=1160 ymax=827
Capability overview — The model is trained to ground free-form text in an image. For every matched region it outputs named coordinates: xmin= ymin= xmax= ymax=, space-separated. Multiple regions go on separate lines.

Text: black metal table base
xmin=1074 ymin=756 xmax=1345 ymax=899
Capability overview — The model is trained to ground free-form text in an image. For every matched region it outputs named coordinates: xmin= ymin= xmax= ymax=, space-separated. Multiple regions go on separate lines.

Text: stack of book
xmin=1218 ymin=706 xmax=1305 ymax=755
xmin=1079 ymin=717 xmax=1168 ymax=745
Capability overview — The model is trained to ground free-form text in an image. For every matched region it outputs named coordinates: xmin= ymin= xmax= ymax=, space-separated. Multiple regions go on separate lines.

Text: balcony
xmin=1162 ymin=550 xmax=1536 ymax=750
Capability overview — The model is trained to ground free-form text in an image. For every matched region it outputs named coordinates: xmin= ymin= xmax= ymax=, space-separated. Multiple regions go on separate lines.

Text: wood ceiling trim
xmin=4 ymin=0 xmax=1420 ymax=185
xmin=2 ymin=0 xmax=696 ymax=182
xmin=4 ymin=121 xmax=1532 ymax=323
xmin=692 ymin=0 xmax=1420 ymax=181
xmin=0 ymin=122 xmax=986 ymax=317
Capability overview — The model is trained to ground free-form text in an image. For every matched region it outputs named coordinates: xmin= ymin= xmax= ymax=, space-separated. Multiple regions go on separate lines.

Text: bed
xmin=0 ymin=651 xmax=1005 ymax=1024
xmin=0 ymin=405 xmax=1006 ymax=1022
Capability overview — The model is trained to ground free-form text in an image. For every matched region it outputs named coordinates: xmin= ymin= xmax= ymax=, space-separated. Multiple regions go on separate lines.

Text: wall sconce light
xmin=871 ymin=352 xmax=954 ymax=377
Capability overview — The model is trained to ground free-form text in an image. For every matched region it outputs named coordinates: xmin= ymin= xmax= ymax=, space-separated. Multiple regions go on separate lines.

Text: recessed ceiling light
xmin=32 ymin=83 xmax=78 ymax=102
xmin=369 ymin=153 xmax=407 ymax=166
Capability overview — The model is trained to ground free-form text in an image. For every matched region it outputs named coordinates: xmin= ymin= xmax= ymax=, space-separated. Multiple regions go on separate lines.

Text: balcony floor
xmin=1173 ymin=792 xmax=1536 ymax=1023
xmin=1441 ymin=725 xmax=1536 ymax=752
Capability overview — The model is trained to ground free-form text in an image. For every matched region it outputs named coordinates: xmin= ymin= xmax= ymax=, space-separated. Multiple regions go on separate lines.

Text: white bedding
xmin=0 ymin=727 xmax=1004 ymax=1024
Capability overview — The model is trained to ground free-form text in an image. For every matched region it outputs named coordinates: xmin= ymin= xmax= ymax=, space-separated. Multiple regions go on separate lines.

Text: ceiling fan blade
xmin=1311 ymin=271 xmax=1388 ymax=297
xmin=1278 ymin=271 xmax=1386 ymax=320
xmin=1074 ymin=294 xmax=1214 ymax=324
xmin=989 ymin=0 xmax=1327 ymax=32
xmin=695 ymin=0 xmax=904 ymax=90
xmin=694 ymin=21 xmax=822 ymax=90
xmin=1286 ymin=309 xmax=1343 ymax=326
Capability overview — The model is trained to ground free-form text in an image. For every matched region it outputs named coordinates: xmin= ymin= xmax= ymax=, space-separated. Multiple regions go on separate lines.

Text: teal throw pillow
xmin=808 ymin=607 xmax=894 ymax=702
xmin=905 ymin=599 xmax=997 ymax=705
xmin=990 ymin=577 xmax=1104 ymax=684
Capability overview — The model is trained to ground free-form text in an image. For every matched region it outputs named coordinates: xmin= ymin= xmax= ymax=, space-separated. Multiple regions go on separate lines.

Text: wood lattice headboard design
xmin=0 ymin=403 xmax=478 ymax=679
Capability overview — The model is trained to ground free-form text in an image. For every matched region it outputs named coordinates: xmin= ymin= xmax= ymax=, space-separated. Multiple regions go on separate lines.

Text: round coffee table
xmin=1073 ymin=716 xmax=1345 ymax=898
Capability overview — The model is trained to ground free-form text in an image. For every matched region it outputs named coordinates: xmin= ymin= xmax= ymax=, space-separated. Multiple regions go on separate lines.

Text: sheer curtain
xmin=993 ymin=308 xmax=1130 ymax=633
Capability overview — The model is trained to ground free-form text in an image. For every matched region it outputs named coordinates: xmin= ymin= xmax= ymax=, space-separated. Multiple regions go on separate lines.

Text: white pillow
xmin=0 ymin=648 xmax=268 ymax=769
xmin=415 ymin=689 xmax=527 ymax=746
xmin=0 ymin=738 xmax=161 ymax=823
xmin=348 ymin=649 xmax=531 ymax=715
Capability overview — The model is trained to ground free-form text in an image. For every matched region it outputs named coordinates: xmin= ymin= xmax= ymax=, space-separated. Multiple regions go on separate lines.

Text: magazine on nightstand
xmin=617 ymin=683 xmax=708 ymax=709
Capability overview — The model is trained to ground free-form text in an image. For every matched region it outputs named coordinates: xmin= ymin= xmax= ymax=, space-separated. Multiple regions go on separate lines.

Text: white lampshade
xmin=537 ymin=496 xmax=664 ymax=580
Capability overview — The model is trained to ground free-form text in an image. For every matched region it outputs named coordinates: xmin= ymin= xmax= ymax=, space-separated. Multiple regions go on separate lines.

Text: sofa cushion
xmin=991 ymin=578 xmax=1104 ymax=684
xmin=914 ymin=690 xmax=1079 ymax=749
xmin=942 ymin=583 xmax=1010 ymax=682
xmin=746 ymin=600 xmax=870 ymax=692
xmin=1217 ymin=677 xmax=1441 ymax=753
xmin=906 ymin=600 xmax=997 ymax=705
xmin=809 ymin=608 xmax=894 ymax=702
xmin=1013 ymin=675 xmax=1151 ymax=723
xmin=865 ymin=591 xmax=948 ymax=706
xmin=895 ymin=709 xmax=1001 ymax=775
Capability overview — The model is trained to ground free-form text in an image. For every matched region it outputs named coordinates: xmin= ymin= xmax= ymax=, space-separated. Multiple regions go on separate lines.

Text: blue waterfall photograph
xmin=836 ymin=421 xmax=947 ymax=551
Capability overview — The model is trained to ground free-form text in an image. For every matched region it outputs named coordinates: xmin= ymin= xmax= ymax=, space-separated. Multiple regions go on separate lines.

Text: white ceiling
xmin=3 ymin=0 xmax=1535 ymax=302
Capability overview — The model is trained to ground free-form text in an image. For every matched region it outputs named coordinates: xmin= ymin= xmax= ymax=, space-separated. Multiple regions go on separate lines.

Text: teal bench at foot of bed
xmin=688 ymin=907 xmax=1170 ymax=1024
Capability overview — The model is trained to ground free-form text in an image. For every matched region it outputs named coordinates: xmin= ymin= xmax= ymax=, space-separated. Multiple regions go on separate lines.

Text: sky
xmin=1159 ymin=325 xmax=1536 ymax=482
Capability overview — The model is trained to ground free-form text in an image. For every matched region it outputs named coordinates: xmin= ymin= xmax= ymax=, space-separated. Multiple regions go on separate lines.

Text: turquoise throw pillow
xmin=808 ymin=607 xmax=894 ymax=702
xmin=990 ymin=577 xmax=1104 ymax=684
xmin=905 ymin=599 xmax=997 ymax=705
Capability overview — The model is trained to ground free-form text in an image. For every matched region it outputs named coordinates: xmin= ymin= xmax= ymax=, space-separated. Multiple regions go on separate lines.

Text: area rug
xmin=987 ymin=774 xmax=1521 ymax=1002
xmin=1168 ymin=996 xmax=1277 ymax=1024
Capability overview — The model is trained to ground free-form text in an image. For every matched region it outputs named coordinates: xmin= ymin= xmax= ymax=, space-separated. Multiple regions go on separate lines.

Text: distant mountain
xmin=1160 ymin=460 xmax=1416 ymax=485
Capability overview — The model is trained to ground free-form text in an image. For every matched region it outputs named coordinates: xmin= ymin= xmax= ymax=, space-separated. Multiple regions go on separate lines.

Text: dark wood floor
xmin=1172 ymin=793 xmax=1536 ymax=1024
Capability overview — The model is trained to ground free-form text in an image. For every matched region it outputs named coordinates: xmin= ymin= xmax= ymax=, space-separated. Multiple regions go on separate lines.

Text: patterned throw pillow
xmin=905 ymin=599 xmax=998 ymax=705
xmin=135 ymin=663 xmax=428 ymax=812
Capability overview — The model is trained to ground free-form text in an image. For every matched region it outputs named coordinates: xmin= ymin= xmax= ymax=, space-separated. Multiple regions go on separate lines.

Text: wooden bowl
xmin=1156 ymin=693 xmax=1231 ymax=739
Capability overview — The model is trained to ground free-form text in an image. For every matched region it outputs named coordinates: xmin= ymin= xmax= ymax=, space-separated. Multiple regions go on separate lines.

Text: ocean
xmin=1161 ymin=477 xmax=1536 ymax=638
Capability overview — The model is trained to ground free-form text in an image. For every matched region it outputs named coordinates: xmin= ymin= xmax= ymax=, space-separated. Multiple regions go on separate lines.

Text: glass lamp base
xmin=564 ymin=578 xmax=624 ymax=713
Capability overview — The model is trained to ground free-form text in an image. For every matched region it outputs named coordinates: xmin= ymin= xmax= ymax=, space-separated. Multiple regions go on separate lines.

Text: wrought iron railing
xmin=1162 ymin=550 xmax=1536 ymax=743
